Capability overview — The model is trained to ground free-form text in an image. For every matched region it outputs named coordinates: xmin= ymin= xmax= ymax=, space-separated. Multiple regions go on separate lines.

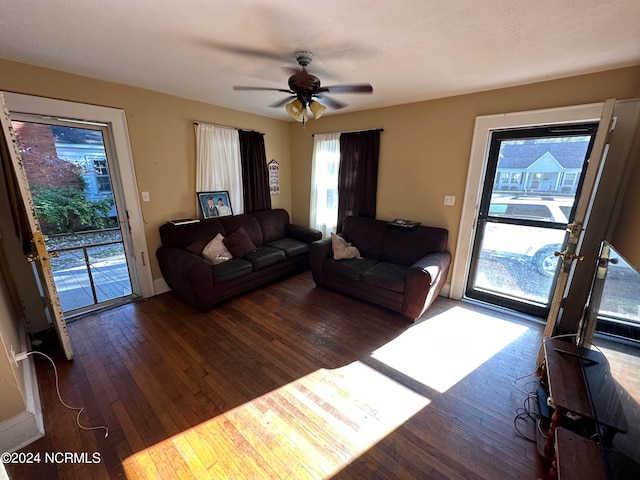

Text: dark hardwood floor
xmin=6 ymin=271 xmax=550 ymax=479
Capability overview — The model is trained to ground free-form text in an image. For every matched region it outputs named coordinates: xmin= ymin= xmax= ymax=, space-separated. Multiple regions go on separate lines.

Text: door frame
xmin=1 ymin=93 xmax=73 ymax=359
xmin=10 ymin=113 xmax=140 ymax=315
xmin=464 ymin=125 xmax=599 ymax=318
xmin=5 ymin=93 xmax=154 ymax=301
xmin=450 ymin=102 xmax=605 ymax=303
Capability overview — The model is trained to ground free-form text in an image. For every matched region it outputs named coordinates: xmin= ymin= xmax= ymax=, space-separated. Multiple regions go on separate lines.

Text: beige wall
xmin=0 ymin=270 xmax=26 ymax=421
xmin=1 ymin=57 xmax=639 ymax=284
xmin=0 ymin=58 xmax=291 ymax=280
xmin=290 ymin=66 xmax=640 ymax=269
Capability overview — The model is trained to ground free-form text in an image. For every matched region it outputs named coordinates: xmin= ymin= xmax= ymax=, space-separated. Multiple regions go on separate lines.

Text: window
xmin=563 ymin=172 xmax=576 ymax=186
xmin=509 ymin=204 xmax=553 ymax=221
xmin=310 ymin=133 xmax=340 ymax=237
xmin=195 ymin=123 xmax=243 ymax=215
xmin=488 ymin=204 xmax=508 ymax=216
xmin=530 ymin=172 xmax=542 ymax=188
xmin=91 ymin=156 xmax=112 ymax=192
xmin=511 ymin=172 xmax=521 ymax=183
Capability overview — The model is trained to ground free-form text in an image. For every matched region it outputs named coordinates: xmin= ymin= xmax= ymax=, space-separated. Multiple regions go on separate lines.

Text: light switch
xmin=142 ymin=191 xmax=150 ymax=202
xmin=444 ymin=195 xmax=456 ymax=206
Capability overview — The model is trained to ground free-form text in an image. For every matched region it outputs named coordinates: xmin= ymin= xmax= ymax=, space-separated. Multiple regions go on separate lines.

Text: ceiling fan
xmin=233 ymin=51 xmax=373 ymax=126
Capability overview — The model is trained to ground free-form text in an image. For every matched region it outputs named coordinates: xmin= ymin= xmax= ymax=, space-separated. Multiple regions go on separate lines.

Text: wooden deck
xmin=52 ymin=252 xmax=132 ymax=312
xmin=6 ymin=271 xmax=550 ymax=479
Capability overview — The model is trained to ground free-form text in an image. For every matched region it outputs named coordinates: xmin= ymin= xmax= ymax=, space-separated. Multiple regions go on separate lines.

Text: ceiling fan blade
xmin=233 ymin=86 xmax=293 ymax=93
xmin=268 ymin=96 xmax=295 ymax=108
xmin=317 ymin=83 xmax=373 ymax=94
xmin=201 ymin=40 xmax=289 ymax=62
xmin=315 ymin=95 xmax=347 ymax=110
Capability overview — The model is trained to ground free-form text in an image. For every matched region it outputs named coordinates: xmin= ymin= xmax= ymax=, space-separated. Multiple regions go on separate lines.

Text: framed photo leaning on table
xmin=197 ymin=191 xmax=233 ymax=218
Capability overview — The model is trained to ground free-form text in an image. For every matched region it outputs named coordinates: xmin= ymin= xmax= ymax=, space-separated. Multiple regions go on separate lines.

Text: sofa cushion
xmin=266 ymin=238 xmax=310 ymax=258
xmin=185 ymin=240 xmax=208 ymax=256
xmin=244 ymin=246 xmax=286 ymax=271
xmin=202 ymin=233 xmax=233 ymax=265
xmin=253 ymin=209 xmax=289 ymax=244
xmin=331 ymin=232 xmax=362 ymax=260
xmin=223 ymin=227 xmax=257 ymax=258
xmin=342 ymin=216 xmax=387 ymax=259
xmin=361 ymin=262 xmax=408 ymax=293
xmin=381 ymin=226 xmax=449 ymax=265
xmin=323 ymin=257 xmax=378 ymax=282
xmin=219 ymin=214 xmax=264 ymax=246
xmin=211 ymin=258 xmax=253 ymax=282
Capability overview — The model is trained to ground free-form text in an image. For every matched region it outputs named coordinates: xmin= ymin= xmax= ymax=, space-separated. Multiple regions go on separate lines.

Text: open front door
xmin=537 ymin=98 xmax=616 ymax=364
xmin=0 ymin=93 xmax=73 ymax=360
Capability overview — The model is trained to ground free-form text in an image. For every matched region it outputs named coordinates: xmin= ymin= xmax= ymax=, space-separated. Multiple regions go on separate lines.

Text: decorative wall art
xmin=268 ymin=159 xmax=280 ymax=195
xmin=197 ymin=191 xmax=233 ymax=218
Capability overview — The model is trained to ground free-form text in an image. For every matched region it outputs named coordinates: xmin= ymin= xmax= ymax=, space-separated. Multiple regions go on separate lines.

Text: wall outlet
xmin=141 ymin=191 xmax=150 ymax=202
xmin=444 ymin=195 xmax=456 ymax=206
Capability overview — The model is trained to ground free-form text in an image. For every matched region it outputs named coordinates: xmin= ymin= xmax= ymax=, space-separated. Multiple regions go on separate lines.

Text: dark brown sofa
xmin=310 ymin=216 xmax=451 ymax=321
xmin=157 ymin=209 xmax=321 ymax=311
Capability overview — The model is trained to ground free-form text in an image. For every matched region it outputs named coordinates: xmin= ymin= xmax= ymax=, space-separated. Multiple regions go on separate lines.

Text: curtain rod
xmin=312 ymin=128 xmax=384 ymax=137
xmin=193 ymin=121 xmax=264 ymax=135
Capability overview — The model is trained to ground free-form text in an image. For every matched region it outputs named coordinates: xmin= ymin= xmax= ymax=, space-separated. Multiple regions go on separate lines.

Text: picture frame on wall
xmin=197 ymin=191 xmax=233 ymax=218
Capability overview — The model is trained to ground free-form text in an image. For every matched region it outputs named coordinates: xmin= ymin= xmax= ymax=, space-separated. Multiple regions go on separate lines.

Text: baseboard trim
xmin=0 ymin=326 xmax=44 ymax=453
xmin=439 ymin=282 xmax=451 ymax=298
xmin=153 ymin=277 xmax=170 ymax=295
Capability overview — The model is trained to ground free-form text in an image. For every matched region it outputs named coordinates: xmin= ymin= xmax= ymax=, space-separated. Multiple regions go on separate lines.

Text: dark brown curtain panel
xmin=337 ymin=130 xmax=380 ymax=232
xmin=239 ymin=130 xmax=271 ymax=212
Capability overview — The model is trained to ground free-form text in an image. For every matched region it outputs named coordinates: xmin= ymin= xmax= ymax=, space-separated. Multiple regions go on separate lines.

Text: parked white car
xmin=481 ymin=196 xmax=573 ymax=277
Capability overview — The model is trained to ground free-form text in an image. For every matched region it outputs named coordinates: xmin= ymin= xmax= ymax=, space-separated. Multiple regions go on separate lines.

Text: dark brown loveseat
xmin=157 ymin=209 xmax=321 ymax=311
xmin=310 ymin=216 xmax=451 ymax=321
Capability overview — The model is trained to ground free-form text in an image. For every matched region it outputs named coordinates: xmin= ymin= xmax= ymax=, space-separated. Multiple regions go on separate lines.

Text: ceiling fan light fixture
xmin=285 ymin=99 xmax=305 ymax=121
xmin=309 ymin=100 xmax=326 ymax=119
xmin=233 ymin=50 xmax=373 ymax=128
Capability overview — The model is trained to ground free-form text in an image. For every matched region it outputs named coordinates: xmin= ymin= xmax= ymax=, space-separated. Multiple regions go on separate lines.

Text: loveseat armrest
xmin=309 ymin=237 xmax=333 ymax=285
xmin=285 ymin=224 xmax=323 ymax=244
xmin=402 ymin=250 xmax=452 ymax=321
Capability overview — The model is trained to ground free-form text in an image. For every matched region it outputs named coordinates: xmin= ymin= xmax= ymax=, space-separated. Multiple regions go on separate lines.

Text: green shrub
xmin=30 ymin=184 xmax=116 ymax=234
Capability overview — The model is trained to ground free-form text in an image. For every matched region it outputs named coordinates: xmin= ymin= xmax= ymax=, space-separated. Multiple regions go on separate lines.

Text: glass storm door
xmin=1 ymin=94 xmax=72 ymax=358
xmin=10 ymin=114 xmax=139 ymax=318
xmin=466 ymin=125 xmax=598 ymax=318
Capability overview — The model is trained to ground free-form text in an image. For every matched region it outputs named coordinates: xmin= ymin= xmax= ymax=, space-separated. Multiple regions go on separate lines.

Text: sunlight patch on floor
xmin=122 ymin=361 xmax=430 ymax=479
xmin=371 ymin=306 xmax=529 ymax=393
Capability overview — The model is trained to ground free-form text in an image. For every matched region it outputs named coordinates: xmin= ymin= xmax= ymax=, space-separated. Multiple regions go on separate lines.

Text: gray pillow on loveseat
xmin=310 ymin=216 xmax=451 ymax=321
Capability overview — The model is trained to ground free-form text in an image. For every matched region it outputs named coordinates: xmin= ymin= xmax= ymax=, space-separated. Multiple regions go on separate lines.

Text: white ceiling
xmin=1 ymin=0 xmax=639 ymax=120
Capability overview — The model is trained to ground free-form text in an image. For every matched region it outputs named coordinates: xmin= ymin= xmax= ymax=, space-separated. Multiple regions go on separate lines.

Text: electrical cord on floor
xmin=514 ymin=335 xmax=593 ymax=445
xmin=512 ymin=367 xmax=540 ymax=396
xmin=514 ymin=393 xmax=540 ymax=442
xmin=17 ymin=350 xmax=109 ymax=438
xmin=512 ymin=362 xmax=545 ymax=443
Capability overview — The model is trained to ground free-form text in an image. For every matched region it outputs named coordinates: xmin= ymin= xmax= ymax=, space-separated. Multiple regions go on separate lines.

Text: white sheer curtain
xmin=195 ymin=123 xmax=244 ymax=215
xmin=309 ymin=132 xmax=341 ymax=237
